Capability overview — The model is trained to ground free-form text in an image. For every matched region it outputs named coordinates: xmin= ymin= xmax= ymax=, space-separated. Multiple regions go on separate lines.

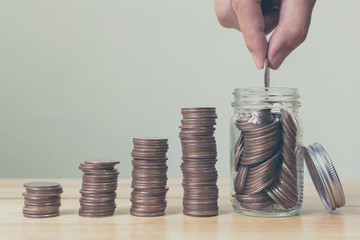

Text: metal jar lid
xmin=303 ymin=142 xmax=345 ymax=213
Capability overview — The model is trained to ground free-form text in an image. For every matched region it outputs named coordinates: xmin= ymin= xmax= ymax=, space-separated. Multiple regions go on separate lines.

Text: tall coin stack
xmin=130 ymin=138 xmax=169 ymax=217
xmin=78 ymin=161 xmax=120 ymax=217
xmin=179 ymin=107 xmax=219 ymax=217
xmin=22 ymin=182 xmax=63 ymax=218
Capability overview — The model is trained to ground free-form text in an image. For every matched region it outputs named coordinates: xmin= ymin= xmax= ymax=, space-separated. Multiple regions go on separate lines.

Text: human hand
xmin=214 ymin=0 xmax=316 ymax=69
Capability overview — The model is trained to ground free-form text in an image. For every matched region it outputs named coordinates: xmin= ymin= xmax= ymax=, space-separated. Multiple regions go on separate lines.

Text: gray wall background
xmin=1 ymin=1 xmax=359 ymax=178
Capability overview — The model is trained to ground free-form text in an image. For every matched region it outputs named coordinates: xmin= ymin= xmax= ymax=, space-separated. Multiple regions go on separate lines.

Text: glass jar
xmin=230 ymin=87 xmax=304 ymax=217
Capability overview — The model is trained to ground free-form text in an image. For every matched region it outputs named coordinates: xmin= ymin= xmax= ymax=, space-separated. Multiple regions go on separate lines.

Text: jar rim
xmin=233 ymin=87 xmax=299 ymax=95
xmin=232 ymin=87 xmax=300 ymax=110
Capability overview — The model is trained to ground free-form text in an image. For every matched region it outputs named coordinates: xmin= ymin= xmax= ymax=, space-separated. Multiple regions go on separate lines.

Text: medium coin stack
xmin=22 ymin=182 xmax=63 ymax=218
xmin=179 ymin=107 xmax=219 ymax=217
xmin=130 ymin=138 xmax=169 ymax=217
xmin=233 ymin=108 xmax=299 ymax=210
xmin=78 ymin=161 xmax=120 ymax=217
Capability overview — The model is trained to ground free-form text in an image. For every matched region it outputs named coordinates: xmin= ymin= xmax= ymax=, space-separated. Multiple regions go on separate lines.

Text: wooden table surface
xmin=0 ymin=178 xmax=359 ymax=240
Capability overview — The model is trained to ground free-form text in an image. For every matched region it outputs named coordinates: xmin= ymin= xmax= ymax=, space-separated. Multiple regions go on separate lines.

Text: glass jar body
xmin=230 ymin=88 xmax=304 ymax=217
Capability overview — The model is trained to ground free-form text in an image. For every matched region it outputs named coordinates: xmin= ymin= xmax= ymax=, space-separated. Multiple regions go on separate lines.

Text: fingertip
xmin=251 ymin=53 xmax=264 ymax=69
xmin=246 ymin=34 xmax=267 ymax=69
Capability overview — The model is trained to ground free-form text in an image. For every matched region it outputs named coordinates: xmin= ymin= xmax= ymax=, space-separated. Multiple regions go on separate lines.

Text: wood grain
xmin=0 ymin=179 xmax=359 ymax=239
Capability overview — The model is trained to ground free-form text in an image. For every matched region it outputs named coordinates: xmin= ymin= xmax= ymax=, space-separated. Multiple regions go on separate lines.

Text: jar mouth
xmin=232 ymin=87 xmax=300 ymax=111
xmin=233 ymin=87 xmax=299 ymax=95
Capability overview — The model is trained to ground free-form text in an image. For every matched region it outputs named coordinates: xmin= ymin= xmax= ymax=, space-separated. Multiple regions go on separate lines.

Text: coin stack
xmin=179 ymin=107 xmax=219 ymax=217
xmin=78 ymin=161 xmax=120 ymax=217
xmin=233 ymin=108 xmax=299 ymax=210
xmin=22 ymin=182 xmax=63 ymax=218
xmin=130 ymin=138 xmax=169 ymax=217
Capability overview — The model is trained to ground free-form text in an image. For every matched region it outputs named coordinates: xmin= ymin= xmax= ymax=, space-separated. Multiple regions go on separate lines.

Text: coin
xmin=23 ymin=211 xmax=60 ymax=218
xmin=130 ymin=209 xmax=165 ymax=217
xmin=234 ymin=133 xmax=244 ymax=171
xmin=23 ymin=205 xmax=61 ymax=212
xmin=78 ymin=208 xmax=115 ymax=217
xmin=183 ymin=208 xmax=218 ymax=217
xmin=84 ymin=161 xmax=120 ymax=166
xmin=264 ymin=58 xmax=270 ymax=88
xmin=25 ymin=201 xmax=61 ymax=206
xmin=234 ymin=165 xmax=248 ymax=193
xmin=234 ymin=191 xmax=272 ymax=203
xmin=240 ymin=201 xmax=273 ymax=210
xmin=24 ymin=182 xmax=61 ymax=189
xmin=79 ymin=163 xmax=114 ymax=171
xmin=280 ymin=108 xmax=298 ymax=180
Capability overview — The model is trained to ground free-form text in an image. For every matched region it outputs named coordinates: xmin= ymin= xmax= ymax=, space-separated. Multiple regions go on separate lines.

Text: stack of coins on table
xmin=179 ymin=107 xmax=219 ymax=217
xmin=130 ymin=138 xmax=169 ymax=217
xmin=22 ymin=182 xmax=63 ymax=218
xmin=78 ymin=161 xmax=120 ymax=217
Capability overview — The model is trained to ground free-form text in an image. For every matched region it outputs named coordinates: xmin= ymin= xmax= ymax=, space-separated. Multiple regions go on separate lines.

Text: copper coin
xmin=240 ymin=201 xmax=274 ymax=210
xmin=80 ymin=201 xmax=116 ymax=207
xmin=25 ymin=200 xmax=61 ymax=206
xmin=131 ymin=179 xmax=168 ymax=186
xmin=130 ymin=210 xmax=165 ymax=217
xmin=22 ymin=191 xmax=61 ymax=198
xmin=84 ymin=161 xmax=120 ymax=166
xmin=181 ymin=138 xmax=216 ymax=143
xmin=23 ymin=211 xmax=60 ymax=218
xmin=79 ymin=163 xmax=114 ymax=171
xmin=78 ymin=209 xmax=114 ymax=217
xmin=132 ymin=174 xmax=168 ymax=179
xmin=23 ymin=205 xmax=60 ymax=212
xmin=234 ymin=191 xmax=272 ymax=203
xmin=81 ymin=168 xmax=119 ymax=174
xmin=234 ymin=165 xmax=248 ymax=193
xmin=183 ymin=209 xmax=218 ymax=217
xmin=181 ymin=107 xmax=216 ymax=112
xmin=23 ymin=197 xmax=61 ymax=204
xmin=132 ymin=138 xmax=168 ymax=146
xmin=82 ymin=182 xmax=118 ymax=188
xmin=24 ymin=182 xmax=61 ymax=189
xmin=132 ymin=146 xmax=168 ymax=151
xmin=244 ymin=119 xmax=280 ymax=137
xmin=80 ymin=188 xmax=117 ymax=194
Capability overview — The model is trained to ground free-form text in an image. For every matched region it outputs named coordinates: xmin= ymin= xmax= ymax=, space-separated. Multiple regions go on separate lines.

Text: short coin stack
xmin=78 ymin=161 xmax=120 ymax=217
xmin=22 ymin=182 xmax=63 ymax=218
xmin=179 ymin=107 xmax=219 ymax=217
xmin=130 ymin=138 xmax=169 ymax=217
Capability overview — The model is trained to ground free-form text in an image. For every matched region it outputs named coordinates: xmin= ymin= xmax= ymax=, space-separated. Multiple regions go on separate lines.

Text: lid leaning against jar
xmin=303 ymin=142 xmax=345 ymax=213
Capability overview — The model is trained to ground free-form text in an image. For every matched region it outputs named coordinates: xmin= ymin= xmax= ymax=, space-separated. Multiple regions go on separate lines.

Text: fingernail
xmin=251 ymin=53 xmax=263 ymax=69
xmin=269 ymin=51 xmax=285 ymax=70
